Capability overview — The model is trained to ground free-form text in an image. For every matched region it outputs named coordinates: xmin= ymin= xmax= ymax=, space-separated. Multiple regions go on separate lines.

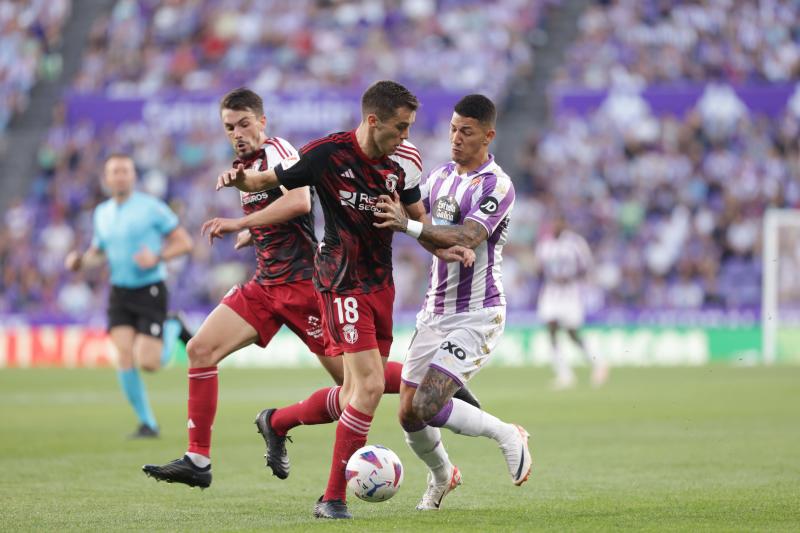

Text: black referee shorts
xmin=108 ymin=282 xmax=168 ymax=338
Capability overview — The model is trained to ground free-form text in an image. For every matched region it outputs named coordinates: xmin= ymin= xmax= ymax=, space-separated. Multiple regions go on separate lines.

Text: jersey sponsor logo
xmin=339 ymin=190 xmax=381 ymax=212
xmin=241 ymin=191 xmax=271 ymax=205
xmin=479 ymin=197 xmax=499 ymax=214
xmin=440 ymin=340 xmax=466 ymax=360
xmin=340 ymin=169 xmax=356 ymax=180
xmin=432 ymin=195 xmax=460 ymax=224
xmin=342 ymin=323 xmax=359 ymax=344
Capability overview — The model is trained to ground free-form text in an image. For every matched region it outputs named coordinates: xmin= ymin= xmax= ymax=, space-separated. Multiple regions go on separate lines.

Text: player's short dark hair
xmin=454 ymin=94 xmax=497 ymax=128
xmin=104 ymin=153 xmax=133 ymax=165
xmin=220 ymin=87 xmax=264 ymax=116
xmin=361 ymin=80 xmax=419 ymax=121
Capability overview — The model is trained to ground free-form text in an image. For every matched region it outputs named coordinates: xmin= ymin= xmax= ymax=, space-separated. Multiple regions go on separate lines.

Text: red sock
xmin=187 ymin=366 xmax=218 ymax=457
xmin=383 ymin=361 xmax=402 ymax=394
xmin=270 ymin=386 xmax=341 ymax=436
xmin=323 ymin=404 xmax=372 ymax=502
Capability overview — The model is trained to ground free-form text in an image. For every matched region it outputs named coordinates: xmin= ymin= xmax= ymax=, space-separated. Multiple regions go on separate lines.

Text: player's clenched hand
xmin=435 ymin=245 xmax=476 ymax=267
xmin=201 ymin=217 xmax=243 ymax=245
xmin=133 ymin=245 xmax=160 ymax=269
xmin=64 ymin=250 xmax=81 ymax=271
xmin=216 ymin=163 xmax=247 ymax=190
xmin=373 ymin=192 xmax=408 ymax=232
xmin=234 ymin=229 xmax=253 ymax=249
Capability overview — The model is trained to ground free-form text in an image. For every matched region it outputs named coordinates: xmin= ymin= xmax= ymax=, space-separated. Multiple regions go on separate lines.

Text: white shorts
xmin=401 ymin=306 xmax=506 ymax=387
xmin=537 ymin=282 xmax=584 ymax=329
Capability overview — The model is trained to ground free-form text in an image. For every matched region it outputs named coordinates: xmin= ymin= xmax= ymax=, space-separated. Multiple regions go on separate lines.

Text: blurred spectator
xmin=0 ymin=0 xmax=71 ymax=131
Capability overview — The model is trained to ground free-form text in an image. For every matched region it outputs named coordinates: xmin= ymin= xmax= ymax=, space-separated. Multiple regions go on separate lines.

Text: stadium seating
xmin=0 ymin=0 xmax=71 ymax=131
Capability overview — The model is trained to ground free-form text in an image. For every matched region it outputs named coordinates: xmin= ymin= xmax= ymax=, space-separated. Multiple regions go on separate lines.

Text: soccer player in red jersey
xmin=142 ymin=87 xmax=478 ymax=492
xmin=216 ymin=81 xmax=471 ymax=519
xmin=141 ymin=88 xmax=335 ymax=489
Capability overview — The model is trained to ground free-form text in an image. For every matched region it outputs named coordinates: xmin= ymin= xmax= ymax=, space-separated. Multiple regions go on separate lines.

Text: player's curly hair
xmin=361 ymin=80 xmax=419 ymax=121
xmin=454 ymin=94 xmax=496 ymax=127
xmin=219 ymin=87 xmax=264 ymax=116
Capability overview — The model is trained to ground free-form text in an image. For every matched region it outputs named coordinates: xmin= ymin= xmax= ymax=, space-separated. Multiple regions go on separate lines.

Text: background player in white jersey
xmin=535 ymin=214 xmax=608 ymax=389
xmin=375 ymin=94 xmax=532 ymax=510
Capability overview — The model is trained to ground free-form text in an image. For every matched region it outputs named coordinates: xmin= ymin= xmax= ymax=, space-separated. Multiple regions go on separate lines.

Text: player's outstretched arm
xmin=64 ymin=246 xmax=105 ymax=272
xmin=216 ymin=163 xmax=280 ymax=192
xmin=201 ymin=187 xmax=312 ymax=245
xmin=375 ymin=193 xmax=488 ymax=249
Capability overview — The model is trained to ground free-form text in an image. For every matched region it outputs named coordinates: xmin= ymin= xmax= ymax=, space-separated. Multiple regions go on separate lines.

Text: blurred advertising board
xmin=0 ymin=324 xmax=774 ymax=369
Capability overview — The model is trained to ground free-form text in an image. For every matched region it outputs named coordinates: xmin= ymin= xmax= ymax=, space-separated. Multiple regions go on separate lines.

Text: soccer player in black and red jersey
xmin=216 ymin=81 xmax=471 ymax=519
xmin=141 ymin=88 xmax=337 ymax=488
xmin=142 ymin=87 xmax=478 ymax=491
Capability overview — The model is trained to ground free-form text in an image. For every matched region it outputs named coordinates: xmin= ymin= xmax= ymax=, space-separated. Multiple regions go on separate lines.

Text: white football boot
xmin=499 ymin=424 xmax=532 ymax=486
xmin=416 ymin=465 xmax=462 ymax=510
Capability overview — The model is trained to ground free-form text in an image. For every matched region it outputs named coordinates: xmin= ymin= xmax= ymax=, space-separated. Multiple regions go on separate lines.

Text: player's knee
xmin=186 ymin=337 xmax=217 ymax=367
xmin=357 ymin=375 xmax=385 ymax=407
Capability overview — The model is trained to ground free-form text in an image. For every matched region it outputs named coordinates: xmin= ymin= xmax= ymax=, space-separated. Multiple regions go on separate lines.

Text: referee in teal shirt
xmin=66 ymin=154 xmax=193 ymax=438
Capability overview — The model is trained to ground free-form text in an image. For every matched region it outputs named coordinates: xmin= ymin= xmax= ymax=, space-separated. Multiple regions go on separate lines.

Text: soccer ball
xmin=345 ymin=444 xmax=404 ymax=502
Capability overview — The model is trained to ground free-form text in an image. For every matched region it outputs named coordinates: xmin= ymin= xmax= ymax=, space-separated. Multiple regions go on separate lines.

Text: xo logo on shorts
xmin=440 ymin=341 xmax=466 ymax=360
xmin=343 ymin=324 xmax=359 ymax=344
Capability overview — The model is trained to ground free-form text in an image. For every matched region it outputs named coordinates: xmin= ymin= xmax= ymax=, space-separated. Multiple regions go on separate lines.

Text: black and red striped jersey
xmin=235 ymin=137 xmax=317 ymax=286
xmin=274 ymin=131 xmax=422 ymax=294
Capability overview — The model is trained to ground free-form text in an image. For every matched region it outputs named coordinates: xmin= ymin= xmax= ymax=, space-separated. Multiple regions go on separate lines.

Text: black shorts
xmin=108 ymin=282 xmax=168 ymax=338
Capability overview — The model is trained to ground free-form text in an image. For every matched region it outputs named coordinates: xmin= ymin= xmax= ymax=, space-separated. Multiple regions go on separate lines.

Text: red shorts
xmin=221 ymin=278 xmax=330 ymax=356
xmin=315 ymin=285 xmax=395 ymax=357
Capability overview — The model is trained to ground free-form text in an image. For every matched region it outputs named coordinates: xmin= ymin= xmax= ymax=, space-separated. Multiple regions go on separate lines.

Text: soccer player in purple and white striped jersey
xmin=535 ymin=214 xmax=608 ymax=389
xmin=375 ymin=94 xmax=532 ymax=510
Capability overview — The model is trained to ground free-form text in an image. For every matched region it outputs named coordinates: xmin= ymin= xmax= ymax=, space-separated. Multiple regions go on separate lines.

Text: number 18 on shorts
xmin=316 ymin=286 xmax=395 ymax=356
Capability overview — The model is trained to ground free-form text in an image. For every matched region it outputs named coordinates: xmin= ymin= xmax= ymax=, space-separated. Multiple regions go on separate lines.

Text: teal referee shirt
xmin=91 ymin=191 xmax=179 ymax=288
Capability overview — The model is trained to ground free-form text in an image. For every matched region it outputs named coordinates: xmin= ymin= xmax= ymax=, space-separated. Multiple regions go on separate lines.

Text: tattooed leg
xmin=413 ymin=367 xmax=461 ymax=423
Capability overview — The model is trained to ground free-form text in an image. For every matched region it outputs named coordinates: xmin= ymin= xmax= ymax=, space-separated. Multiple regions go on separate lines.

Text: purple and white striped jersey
xmin=421 ymin=154 xmax=515 ymax=314
xmin=535 ymin=230 xmax=592 ymax=283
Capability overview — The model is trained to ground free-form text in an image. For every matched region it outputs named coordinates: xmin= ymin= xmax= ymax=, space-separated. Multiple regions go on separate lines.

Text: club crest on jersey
xmin=432 ymin=195 xmax=460 ymax=224
xmin=342 ymin=324 xmax=359 ymax=344
xmin=384 ymin=173 xmax=398 ymax=193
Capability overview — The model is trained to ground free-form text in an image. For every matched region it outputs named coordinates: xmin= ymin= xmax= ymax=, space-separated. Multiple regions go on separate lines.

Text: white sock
xmin=185 ymin=451 xmax=210 ymax=468
xmin=551 ymin=342 xmax=574 ymax=380
xmin=404 ymin=426 xmax=452 ymax=484
xmin=580 ymin=342 xmax=602 ymax=368
xmin=442 ymin=399 xmax=514 ymax=443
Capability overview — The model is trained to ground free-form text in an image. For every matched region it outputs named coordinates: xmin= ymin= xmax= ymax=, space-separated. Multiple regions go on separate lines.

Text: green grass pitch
xmin=1 ymin=366 xmax=798 ymax=531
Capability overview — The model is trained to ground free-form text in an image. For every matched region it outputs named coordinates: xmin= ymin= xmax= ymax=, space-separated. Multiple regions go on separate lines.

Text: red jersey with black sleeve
xmin=236 ymin=137 xmax=317 ymax=286
xmin=273 ymin=131 xmax=423 ymax=295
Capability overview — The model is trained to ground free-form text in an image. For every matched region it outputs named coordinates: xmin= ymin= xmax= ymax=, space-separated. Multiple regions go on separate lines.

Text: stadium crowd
xmin=0 ymin=0 xmax=71 ymax=131
xmin=4 ymin=0 xmax=799 ymax=319
xmin=555 ymin=0 xmax=800 ymax=89
xmin=74 ymin=0 xmax=545 ymax=97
